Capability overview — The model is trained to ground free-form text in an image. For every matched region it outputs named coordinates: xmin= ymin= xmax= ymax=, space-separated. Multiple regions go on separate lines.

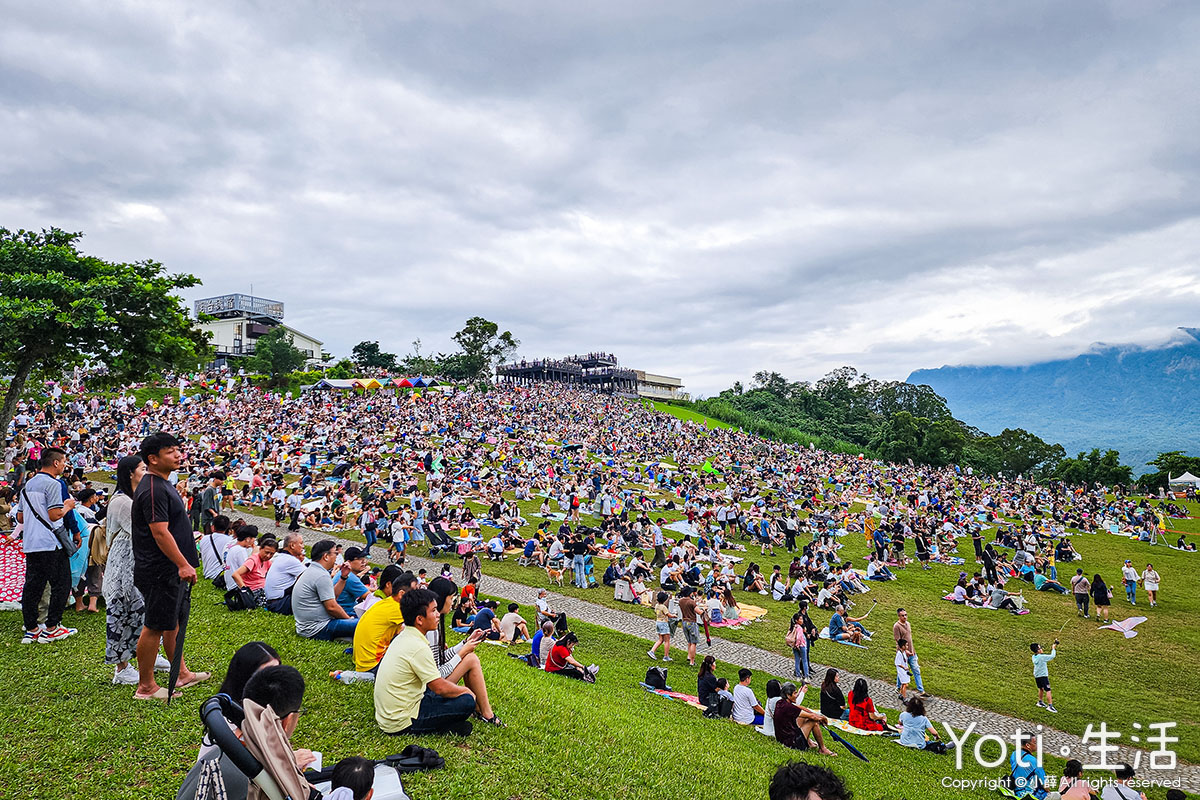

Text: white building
xmin=634 ymin=370 xmax=689 ymax=401
xmin=193 ymin=293 xmax=324 ymax=366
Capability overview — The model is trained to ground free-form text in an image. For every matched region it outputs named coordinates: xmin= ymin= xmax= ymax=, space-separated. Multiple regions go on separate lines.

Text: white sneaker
xmin=155 ymin=655 xmax=172 ymax=672
xmin=113 ymin=665 xmax=140 ymax=685
xmin=1036 ymin=700 xmax=1046 ymax=708
xmin=1046 ymin=705 xmax=1058 ymax=714
xmin=662 ymin=656 xmax=673 ymax=662
xmin=647 ymin=650 xmax=657 ymax=660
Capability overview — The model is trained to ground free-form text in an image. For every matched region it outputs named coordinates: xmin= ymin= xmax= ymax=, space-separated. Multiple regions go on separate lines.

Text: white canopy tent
xmin=1168 ymin=472 xmax=1200 ymax=487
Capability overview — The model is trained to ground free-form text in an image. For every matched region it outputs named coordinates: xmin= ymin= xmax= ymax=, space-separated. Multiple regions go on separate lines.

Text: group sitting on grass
xmin=5 ymin=377 xmax=1196 ymax=800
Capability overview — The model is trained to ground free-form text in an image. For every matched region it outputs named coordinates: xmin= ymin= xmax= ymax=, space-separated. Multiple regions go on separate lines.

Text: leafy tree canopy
xmin=351 ymin=340 xmax=397 ymax=371
xmin=0 ymin=227 xmax=208 ymax=432
xmin=246 ymin=327 xmax=306 ymax=386
xmin=451 ymin=316 xmax=519 ymax=380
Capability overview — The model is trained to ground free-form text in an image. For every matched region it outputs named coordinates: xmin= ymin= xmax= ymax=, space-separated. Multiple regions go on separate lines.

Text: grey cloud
xmin=2 ymin=1 xmax=1199 ymax=396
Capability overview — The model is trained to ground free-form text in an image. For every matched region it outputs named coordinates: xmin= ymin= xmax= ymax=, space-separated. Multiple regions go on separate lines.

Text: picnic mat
xmin=639 ymin=683 xmax=707 ymax=711
xmin=735 ymin=603 xmax=768 ymax=621
xmin=827 ymin=718 xmax=889 ymax=737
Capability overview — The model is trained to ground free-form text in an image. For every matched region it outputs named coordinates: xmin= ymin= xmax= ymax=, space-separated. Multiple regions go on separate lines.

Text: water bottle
xmin=330 ymin=670 xmax=375 ymax=684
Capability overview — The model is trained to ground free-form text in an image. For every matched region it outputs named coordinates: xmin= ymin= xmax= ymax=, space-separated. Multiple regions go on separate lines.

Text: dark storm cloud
xmin=2 ymin=1 xmax=1199 ymax=395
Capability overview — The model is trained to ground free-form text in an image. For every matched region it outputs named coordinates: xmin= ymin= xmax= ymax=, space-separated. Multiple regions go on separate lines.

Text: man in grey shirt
xmin=199 ymin=473 xmax=222 ymax=534
xmin=17 ymin=447 xmax=78 ymax=643
xmin=263 ymin=533 xmax=308 ymax=614
xmin=292 ymin=539 xmax=357 ymax=640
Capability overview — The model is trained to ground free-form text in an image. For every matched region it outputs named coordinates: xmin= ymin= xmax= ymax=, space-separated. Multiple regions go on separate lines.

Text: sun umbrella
xmin=825 ymin=726 xmax=869 ymax=762
xmin=165 ymin=582 xmax=193 ymax=705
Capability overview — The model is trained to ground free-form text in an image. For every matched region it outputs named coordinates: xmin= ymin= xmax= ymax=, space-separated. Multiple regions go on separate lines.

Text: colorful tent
xmin=411 ymin=377 xmax=428 ymax=388
xmin=395 ymin=378 xmax=414 ymax=388
xmin=352 ymin=378 xmax=382 ymax=390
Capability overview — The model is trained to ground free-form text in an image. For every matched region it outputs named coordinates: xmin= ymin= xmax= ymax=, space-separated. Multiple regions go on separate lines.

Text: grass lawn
xmin=647 ymin=400 xmax=733 ymax=430
xmin=425 ymin=498 xmax=1200 ymax=764
xmin=82 ymin=476 xmax=1200 ymax=765
xmin=2 ymin=579 xmax=1070 ymax=800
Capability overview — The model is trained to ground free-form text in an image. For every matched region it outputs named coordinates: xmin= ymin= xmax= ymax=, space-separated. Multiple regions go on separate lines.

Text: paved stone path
xmin=274 ymin=521 xmax=1196 ymax=790
xmin=91 ymin=481 xmax=1190 ymax=791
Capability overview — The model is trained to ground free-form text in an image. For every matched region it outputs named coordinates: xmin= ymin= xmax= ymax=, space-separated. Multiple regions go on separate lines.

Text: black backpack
xmin=224 ymin=587 xmax=258 ymax=611
xmin=644 ymin=667 xmax=669 ymax=691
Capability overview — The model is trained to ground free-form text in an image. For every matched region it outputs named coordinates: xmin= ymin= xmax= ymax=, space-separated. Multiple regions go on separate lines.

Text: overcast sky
xmin=3 ymin=2 xmax=1200 ymax=396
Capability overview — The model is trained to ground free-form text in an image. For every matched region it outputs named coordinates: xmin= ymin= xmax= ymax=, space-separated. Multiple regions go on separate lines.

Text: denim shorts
xmin=655 ymin=621 xmax=671 ymax=635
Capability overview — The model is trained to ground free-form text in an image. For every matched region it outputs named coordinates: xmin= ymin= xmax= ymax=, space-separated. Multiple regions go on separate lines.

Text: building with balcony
xmin=634 ymin=370 xmax=690 ymax=402
xmin=193 ymin=293 xmax=324 ymax=367
xmin=496 ymin=352 xmax=686 ymax=400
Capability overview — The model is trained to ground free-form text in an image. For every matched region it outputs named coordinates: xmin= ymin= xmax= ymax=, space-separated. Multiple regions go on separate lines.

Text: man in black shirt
xmin=132 ymin=432 xmax=208 ymax=700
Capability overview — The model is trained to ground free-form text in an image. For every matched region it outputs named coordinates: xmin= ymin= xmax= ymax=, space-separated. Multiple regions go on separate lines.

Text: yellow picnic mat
xmin=734 ymin=603 xmax=769 ymax=621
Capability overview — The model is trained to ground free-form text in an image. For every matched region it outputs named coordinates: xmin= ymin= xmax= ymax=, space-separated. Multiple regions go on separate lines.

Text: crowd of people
xmin=2 ymin=374 xmax=1194 ymax=799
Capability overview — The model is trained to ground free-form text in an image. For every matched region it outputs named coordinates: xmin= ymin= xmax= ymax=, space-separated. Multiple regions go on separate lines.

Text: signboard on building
xmin=195 ymin=293 xmax=285 ymax=320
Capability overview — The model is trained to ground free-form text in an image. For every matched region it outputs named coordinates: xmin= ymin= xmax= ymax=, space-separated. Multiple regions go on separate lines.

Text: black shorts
xmin=135 ymin=575 xmax=186 ymax=632
xmin=1035 ymin=676 xmax=1051 ymax=691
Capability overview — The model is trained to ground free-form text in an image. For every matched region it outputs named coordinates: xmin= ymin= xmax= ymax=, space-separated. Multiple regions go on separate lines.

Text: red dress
xmin=847 ymin=694 xmax=884 ymax=731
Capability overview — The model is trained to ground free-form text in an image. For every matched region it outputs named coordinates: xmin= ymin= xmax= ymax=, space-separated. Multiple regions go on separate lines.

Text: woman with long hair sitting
xmin=846 ymin=677 xmax=894 ymax=733
xmin=425 ymin=577 xmax=504 ymax=727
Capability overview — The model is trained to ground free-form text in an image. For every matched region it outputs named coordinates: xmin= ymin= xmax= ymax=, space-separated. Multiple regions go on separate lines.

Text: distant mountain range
xmin=907 ymin=328 xmax=1200 ymax=473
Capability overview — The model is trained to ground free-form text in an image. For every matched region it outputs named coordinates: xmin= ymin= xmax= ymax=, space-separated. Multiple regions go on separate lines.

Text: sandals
xmin=175 ymin=671 xmax=212 ymax=689
xmin=384 ymin=744 xmax=445 ymax=773
xmin=133 ymin=687 xmax=183 ymax=701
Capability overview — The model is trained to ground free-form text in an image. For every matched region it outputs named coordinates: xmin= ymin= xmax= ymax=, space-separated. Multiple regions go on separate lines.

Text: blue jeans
xmin=363 ymin=527 xmax=377 ymax=558
xmin=899 ymin=653 xmax=925 ymax=693
xmin=573 ymin=555 xmax=587 ymax=588
xmin=266 ymin=595 xmax=293 ymax=615
xmin=391 ymin=689 xmax=476 ymax=734
xmin=793 ymin=646 xmax=809 ymax=681
xmin=312 ymin=617 xmax=359 ymax=641
xmin=1125 ymin=580 xmax=1137 ymax=603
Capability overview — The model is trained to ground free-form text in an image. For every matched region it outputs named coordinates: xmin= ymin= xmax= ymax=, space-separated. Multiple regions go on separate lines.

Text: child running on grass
xmin=895 ymin=639 xmax=910 ymax=701
xmin=1031 ymin=639 xmax=1059 ymax=713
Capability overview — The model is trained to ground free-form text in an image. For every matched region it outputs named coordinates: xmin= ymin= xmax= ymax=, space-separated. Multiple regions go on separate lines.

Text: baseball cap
xmin=344 ymin=546 xmax=365 ymax=561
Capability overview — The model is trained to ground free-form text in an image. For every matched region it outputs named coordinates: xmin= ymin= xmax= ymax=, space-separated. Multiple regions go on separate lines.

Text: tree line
xmin=686 ymin=367 xmax=1192 ymax=487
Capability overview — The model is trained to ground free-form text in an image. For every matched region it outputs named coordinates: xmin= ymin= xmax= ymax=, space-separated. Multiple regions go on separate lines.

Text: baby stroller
xmin=425 ymin=524 xmax=454 ymax=557
xmin=200 ymin=695 xmax=411 ymax=800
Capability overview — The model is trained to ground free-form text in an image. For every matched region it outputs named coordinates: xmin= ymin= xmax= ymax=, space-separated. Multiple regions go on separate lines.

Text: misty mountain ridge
xmin=907 ymin=327 xmax=1200 ymax=473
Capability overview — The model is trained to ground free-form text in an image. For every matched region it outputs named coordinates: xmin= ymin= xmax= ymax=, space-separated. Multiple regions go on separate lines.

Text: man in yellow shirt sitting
xmin=374 ymin=588 xmax=476 ymax=735
xmin=352 ymin=566 xmax=417 ymax=673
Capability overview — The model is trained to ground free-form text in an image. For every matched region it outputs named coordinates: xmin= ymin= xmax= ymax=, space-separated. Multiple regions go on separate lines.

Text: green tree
xmin=988 ymin=428 xmax=1066 ymax=478
xmin=246 ymin=327 xmax=306 ymax=386
xmin=1138 ymin=450 xmax=1200 ymax=490
xmin=0 ymin=227 xmax=208 ymax=433
xmin=451 ymin=316 xmax=519 ymax=380
xmin=919 ymin=419 xmax=967 ymax=468
xmin=327 ymin=358 xmax=355 ymax=379
xmin=870 ymin=411 xmax=923 ymax=464
xmin=351 ymin=340 xmax=397 ymax=371
xmin=1053 ymin=449 xmax=1133 ymax=488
